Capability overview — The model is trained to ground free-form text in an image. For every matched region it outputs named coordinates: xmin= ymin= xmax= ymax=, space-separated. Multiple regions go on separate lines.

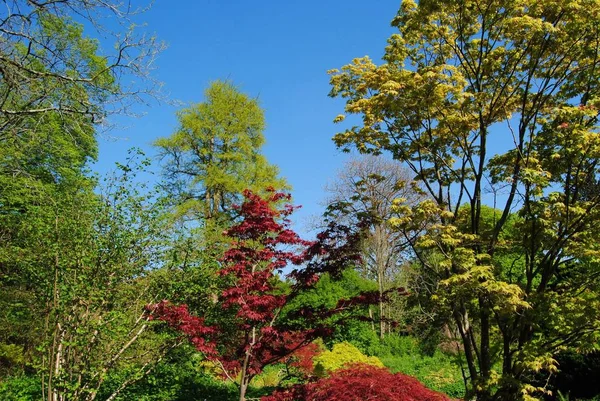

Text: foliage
xmin=252 ymin=365 xmax=286 ymax=389
xmin=313 ymin=341 xmax=383 ymax=377
xmin=150 ymin=189 xmax=367 ymax=400
xmin=154 ymin=80 xmax=287 ymax=222
xmin=262 ymin=364 xmax=452 ymax=401
xmin=0 ymin=148 xmax=179 ymax=401
xmin=324 ymin=155 xmax=422 ymax=338
xmin=0 ymin=375 xmax=41 ymax=401
xmin=373 ymin=336 xmax=465 ymax=399
xmin=329 ymin=0 xmax=600 ymax=399
xmin=282 ymin=268 xmax=380 ymax=352
xmin=0 ymin=0 xmax=163 ymax=131
xmin=95 ymin=346 xmax=240 ymax=401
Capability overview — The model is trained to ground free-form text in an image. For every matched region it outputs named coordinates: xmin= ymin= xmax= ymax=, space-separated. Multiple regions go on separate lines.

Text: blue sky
xmin=95 ymin=1 xmax=402 ymax=236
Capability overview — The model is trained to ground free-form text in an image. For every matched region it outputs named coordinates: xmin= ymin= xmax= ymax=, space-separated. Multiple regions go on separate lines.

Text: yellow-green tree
xmin=329 ymin=1 xmax=600 ymax=399
xmin=155 ymin=80 xmax=287 ymax=222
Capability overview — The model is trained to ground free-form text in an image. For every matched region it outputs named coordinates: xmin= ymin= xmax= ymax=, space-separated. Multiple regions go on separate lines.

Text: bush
xmin=371 ymin=335 xmax=465 ymax=399
xmin=313 ymin=341 xmax=383 ymax=376
xmin=0 ymin=375 xmax=41 ymax=401
xmin=261 ymin=364 xmax=452 ymax=401
xmin=96 ymin=348 xmax=240 ymax=401
xmin=252 ymin=365 xmax=285 ymax=389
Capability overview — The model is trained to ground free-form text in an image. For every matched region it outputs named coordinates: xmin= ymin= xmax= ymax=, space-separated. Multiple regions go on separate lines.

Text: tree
xmin=155 ymin=80 xmax=287 ymax=222
xmin=149 ymin=189 xmax=367 ymax=401
xmin=282 ymin=268 xmax=381 ymax=352
xmin=0 ymin=150 xmax=181 ymax=401
xmin=0 ymin=0 xmax=163 ymax=133
xmin=324 ymin=155 xmax=422 ymax=338
xmin=329 ymin=1 xmax=600 ymax=399
xmin=0 ymin=2 xmax=169 ymax=399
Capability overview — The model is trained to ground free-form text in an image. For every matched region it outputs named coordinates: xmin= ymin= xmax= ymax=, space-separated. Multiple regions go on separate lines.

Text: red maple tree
xmin=148 ymin=189 xmax=366 ymax=401
xmin=262 ymin=364 xmax=453 ymax=401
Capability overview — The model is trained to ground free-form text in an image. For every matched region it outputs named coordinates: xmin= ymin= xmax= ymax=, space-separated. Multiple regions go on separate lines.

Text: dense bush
xmin=372 ymin=335 xmax=465 ymax=399
xmin=261 ymin=364 xmax=452 ymax=401
xmin=0 ymin=375 xmax=41 ymax=401
xmin=313 ymin=341 xmax=383 ymax=376
xmin=282 ymin=269 xmax=380 ymax=352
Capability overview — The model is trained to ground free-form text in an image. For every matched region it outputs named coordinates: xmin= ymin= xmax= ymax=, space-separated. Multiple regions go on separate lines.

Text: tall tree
xmin=0 ymin=0 xmax=163 ymax=134
xmin=325 ymin=155 xmax=422 ymax=338
xmin=1 ymin=150 xmax=179 ymax=401
xmin=329 ymin=1 xmax=600 ymax=399
xmin=155 ymin=80 xmax=287 ymax=223
xmin=149 ymin=190 xmax=370 ymax=401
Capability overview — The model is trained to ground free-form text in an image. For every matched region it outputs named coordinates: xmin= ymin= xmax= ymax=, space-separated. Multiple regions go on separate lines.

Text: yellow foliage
xmin=313 ymin=342 xmax=384 ymax=376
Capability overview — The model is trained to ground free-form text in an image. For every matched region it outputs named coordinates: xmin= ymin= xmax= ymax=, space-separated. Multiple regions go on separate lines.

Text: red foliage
xmin=262 ymin=364 xmax=453 ymax=401
xmin=148 ymin=189 xmax=364 ymax=385
xmin=146 ymin=301 xmax=217 ymax=356
xmin=148 ymin=189 xmax=403 ymax=400
xmin=283 ymin=341 xmax=323 ymax=377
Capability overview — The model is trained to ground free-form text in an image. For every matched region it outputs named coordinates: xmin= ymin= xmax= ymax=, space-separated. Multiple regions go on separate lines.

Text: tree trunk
xmin=368 ymin=307 xmax=376 ymax=332
xmin=239 ymin=381 xmax=248 ymax=401
xmin=378 ymin=273 xmax=385 ymax=339
xmin=453 ymin=309 xmax=478 ymax=392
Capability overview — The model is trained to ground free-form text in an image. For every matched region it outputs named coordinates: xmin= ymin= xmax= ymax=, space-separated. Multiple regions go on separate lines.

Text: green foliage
xmin=0 ymin=344 xmax=26 ymax=374
xmin=0 ymin=375 xmax=41 ymax=401
xmin=98 ymin=348 xmax=240 ymax=401
xmin=93 ymin=346 xmax=277 ymax=401
xmin=283 ymin=268 xmax=380 ymax=352
xmin=155 ymin=80 xmax=288 ymax=222
xmin=368 ymin=336 xmax=465 ymax=399
xmin=1 ymin=147 xmax=180 ymax=400
xmin=313 ymin=341 xmax=384 ymax=377
xmin=251 ymin=365 xmax=285 ymax=389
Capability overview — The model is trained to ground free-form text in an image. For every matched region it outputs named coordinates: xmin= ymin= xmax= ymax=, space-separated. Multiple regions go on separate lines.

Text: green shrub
xmin=371 ymin=335 xmax=465 ymax=399
xmin=252 ymin=365 xmax=284 ymax=389
xmin=368 ymin=334 xmax=419 ymax=357
xmin=0 ymin=344 xmax=26 ymax=368
xmin=0 ymin=375 xmax=41 ymax=401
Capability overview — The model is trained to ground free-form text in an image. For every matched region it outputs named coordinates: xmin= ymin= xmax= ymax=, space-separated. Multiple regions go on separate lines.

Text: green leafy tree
xmin=0 ymin=147 xmax=180 ymax=401
xmin=0 ymin=0 xmax=163 ymax=133
xmin=155 ymin=81 xmax=288 ymax=280
xmin=155 ymin=80 xmax=287 ymax=222
xmin=329 ymin=1 xmax=600 ymax=399
xmin=0 ymin=91 xmax=98 ymax=380
xmin=283 ymin=269 xmax=380 ymax=352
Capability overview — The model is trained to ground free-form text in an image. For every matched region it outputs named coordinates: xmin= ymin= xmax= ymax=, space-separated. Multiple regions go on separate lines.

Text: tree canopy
xmin=155 ymin=80 xmax=287 ymax=222
xmin=329 ymin=0 xmax=600 ymax=399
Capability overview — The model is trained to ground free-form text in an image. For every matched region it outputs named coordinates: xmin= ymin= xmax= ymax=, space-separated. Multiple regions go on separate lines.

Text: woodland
xmin=1 ymin=1 xmax=600 ymax=401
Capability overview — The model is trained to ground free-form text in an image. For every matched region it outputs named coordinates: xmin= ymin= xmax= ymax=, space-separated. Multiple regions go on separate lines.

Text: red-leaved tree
xmin=262 ymin=364 xmax=453 ymax=401
xmin=148 ymin=189 xmax=367 ymax=401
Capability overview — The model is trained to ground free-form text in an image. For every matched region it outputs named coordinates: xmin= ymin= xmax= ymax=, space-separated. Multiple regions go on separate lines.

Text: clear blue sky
xmin=95 ymin=1 xmax=401 ymax=236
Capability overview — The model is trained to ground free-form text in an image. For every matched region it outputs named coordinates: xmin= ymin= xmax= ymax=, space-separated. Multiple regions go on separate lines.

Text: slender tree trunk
xmin=238 ymin=325 xmax=256 ymax=401
xmin=478 ymin=298 xmax=492 ymax=401
xmin=453 ymin=309 xmax=478 ymax=392
xmin=48 ymin=215 xmax=61 ymax=401
xmin=239 ymin=381 xmax=248 ymax=401
xmin=378 ymin=272 xmax=385 ymax=339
